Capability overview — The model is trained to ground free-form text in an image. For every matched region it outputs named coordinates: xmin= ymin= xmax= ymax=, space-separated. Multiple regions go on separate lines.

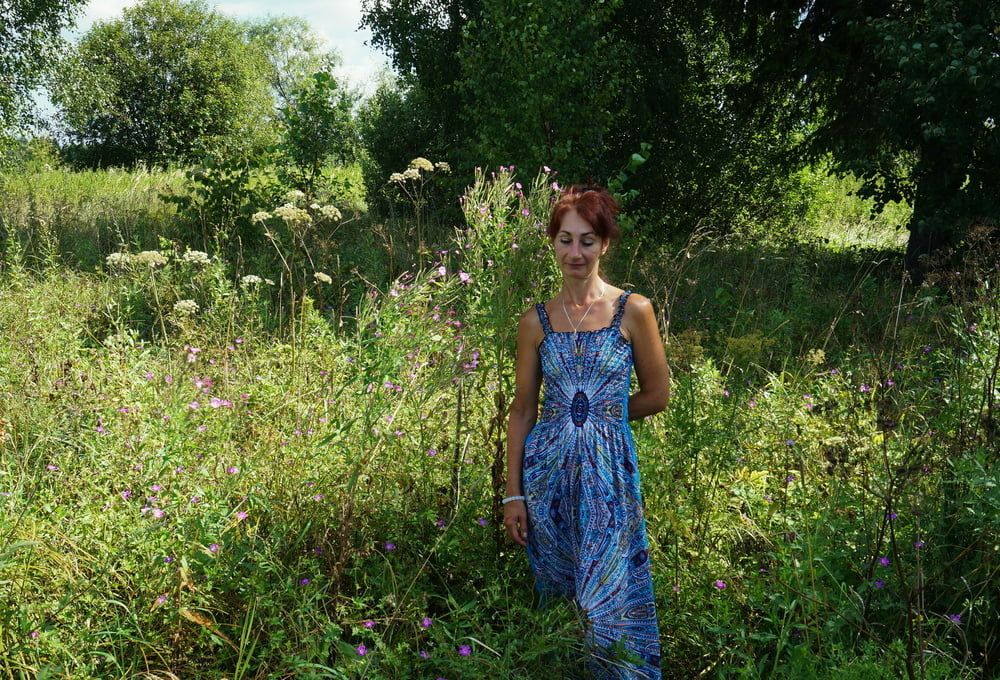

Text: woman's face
xmin=553 ymin=208 xmax=607 ymax=280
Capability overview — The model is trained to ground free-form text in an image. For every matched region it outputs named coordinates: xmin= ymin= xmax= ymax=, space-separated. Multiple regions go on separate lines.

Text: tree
xmin=279 ymin=71 xmax=359 ymax=195
xmin=52 ymin=0 xmax=273 ymax=167
xmin=0 ymin=0 xmax=87 ymax=137
xmin=244 ymin=15 xmax=342 ymax=110
xmin=710 ymin=0 xmax=1000 ymax=272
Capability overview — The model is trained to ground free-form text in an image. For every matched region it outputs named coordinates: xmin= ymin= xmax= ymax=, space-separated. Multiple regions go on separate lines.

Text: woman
xmin=503 ymin=185 xmax=670 ymax=679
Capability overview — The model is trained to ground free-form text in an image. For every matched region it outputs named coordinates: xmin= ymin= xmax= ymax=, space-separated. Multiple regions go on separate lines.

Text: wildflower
xmin=318 ymin=204 xmax=342 ymax=221
xmin=133 ymin=250 xmax=168 ymax=267
xmin=458 ymin=644 xmax=472 ymax=656
xmin=173 ymin=299 xmax=199 ymax=316
xmin=672 ymin=584 xmax=680 ymax=593
xmin=785 ymin=439 xmax=796 ymax=447
xmin=164 ymin=374 xmax=174 ymax=384
xmin=314 ymin=271 xmax=332 ymax=284
xmin=209 ymin=396 xmax=231 ymax=408
xmin=426 ymin=448 xmax=437 ymax=457
xmin=859 ymin=383 xmax=871 ymax=393
xmin=188 ymin=401 xmax=200 ymax=410
xmin=105 ymin=252 xmax=132 ymax=269
xmin=163 ymin=555 xmax=174 ymax=563
xmin=356 ymin=644 xmax=367 ymax=656
xmin=46 ymin=464 xmax=58 ymax=471
xmin=121 ymin=489 xmax=133 ymax=500
xmin=384 ymin=541 xmax=396 ymax=551
xmin=873 ymin=579 xmax=885 ymax=589
xmin=409 ymin=157 xmax=434 ymax=172
xmin=299 ymin=578 xmax=311 ymax=586
xmin=284 ymin=189 xmax=307 ymax=204
xmin=226 ymin=466 xmax=238 ymax=475
xmin=240 ymin=274 xmax=263 ymax=287
xmin=155 ymin=594 xmax=168 ymax=606
xmin=236 ymin=511 xmax=248 ymax=521
xmin=151 ymin=508 xmax=165 ymax=519
xmin=30 ymin=630 xmax=40 ymax=639
xmin=312 ymin=494 xmax=325 ymax=502
xmin=948 ymin=614 xmax=962 ymax=624
xmin=435 ymin=518 xmax=447 ymax=528
xmin=364 ymin=620 xmax=375 ymax=629
xmin=389 ymin=172 xmax=405 ymax=182
xmin=521 ymin=208 xmax=530 ymax=216
xmin=458 ymin=271 xmax=471 ymax=284
xmin=273 ymin=203 xmax=312 ymax=226
xmin=914 ymin=540 xmax=926 ymax=549
xmin=251 ymin=211 xmax=271 ymax=223
xmin=748 ymin=399 xmax=758 ymax=408
xmin=434 ymin=161 xmax=451 ymax=172
xmin=878 ymin=556 xmax=890 ymax=567
xmin=181 ymin=250 xmax=210 ymax=265
xmin=714 ymin=580 xmax=727 ymax=590
xmin=208 ymin=543 xmax=219 ymax=554
xmin=419 ymin=649 xmax=431 ymax=659
xmin=402 ymin=167 xmax=420 ymax=181
xmin=421 ymin=616 xmax=433 ymax=628
xmin=477 ymin=518 xmax=488 ymax=527
xmin=805 ymin=348 xmax=826 ymax=365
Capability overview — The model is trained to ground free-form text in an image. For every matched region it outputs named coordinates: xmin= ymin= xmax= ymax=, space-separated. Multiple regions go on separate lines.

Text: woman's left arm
xmin=626 ymin=294 xmax=671 ymax=420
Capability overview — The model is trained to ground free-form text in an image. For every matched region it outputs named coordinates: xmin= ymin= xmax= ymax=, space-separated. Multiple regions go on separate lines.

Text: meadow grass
xmin=0 ymin=166 xmax=997 ymax=678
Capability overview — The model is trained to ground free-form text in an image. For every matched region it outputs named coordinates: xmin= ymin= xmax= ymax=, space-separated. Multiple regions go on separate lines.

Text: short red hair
xmin=547 ymin=184 xmax=621 ymax=243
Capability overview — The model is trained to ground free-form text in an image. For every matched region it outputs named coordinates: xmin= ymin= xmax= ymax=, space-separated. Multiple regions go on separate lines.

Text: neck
xmin=560 ymin=276 xmax=606 ymax=306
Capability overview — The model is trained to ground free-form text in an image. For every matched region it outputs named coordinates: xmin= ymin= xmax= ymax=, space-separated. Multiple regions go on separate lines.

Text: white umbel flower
xmin=314 ymin=271 xmax=332 ymax=284
xmin=318 ymin=205 xmax=342 ymax=221
xmin=173 ymin=299 xmax=199 ymax=316
xmin=106 ymin=252 xmax=132 ymax=269
xmin=240 ymin=274 xmax=263 ymax=287
xmin=409 ymin=157 xmax=434 ymax=172
xmin=134 ymin=251 xmax=168 ymax=267
xmin=182 ymin=250 xmax=210 ymax=265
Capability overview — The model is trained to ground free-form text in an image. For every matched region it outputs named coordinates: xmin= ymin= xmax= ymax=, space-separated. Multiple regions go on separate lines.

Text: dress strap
xmin=535 ymin=302 xmax=554 ymax=335
xmin=612 ymin=291 xmax=632 ymax=330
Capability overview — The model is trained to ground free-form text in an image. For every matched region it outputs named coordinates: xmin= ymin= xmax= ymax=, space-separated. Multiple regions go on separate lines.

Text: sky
xmin=67 ymin=0 xmax=392 ymax=97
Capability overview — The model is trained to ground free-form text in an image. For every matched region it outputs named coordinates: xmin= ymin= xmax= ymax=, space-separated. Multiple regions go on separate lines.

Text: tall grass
xmin=0 ymin=166 xmax=996 ymax=678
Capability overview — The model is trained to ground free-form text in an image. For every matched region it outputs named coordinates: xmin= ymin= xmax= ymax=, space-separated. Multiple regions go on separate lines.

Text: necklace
xmin=561 ymin=281 xmax=607 ymax=357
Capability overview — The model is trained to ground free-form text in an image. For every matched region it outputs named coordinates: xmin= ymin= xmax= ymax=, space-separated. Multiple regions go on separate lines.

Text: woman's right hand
xmin=504 ymin=500 xmax=528 ymax=547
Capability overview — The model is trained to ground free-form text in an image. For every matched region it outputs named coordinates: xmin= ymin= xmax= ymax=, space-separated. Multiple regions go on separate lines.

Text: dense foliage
xmin=51 ymin=0 xmax=273 ymax=167
xmin=0 ymin=0 xmax=86 ymax=138
xmin=1 ymin=166 xmax=998 ymax=677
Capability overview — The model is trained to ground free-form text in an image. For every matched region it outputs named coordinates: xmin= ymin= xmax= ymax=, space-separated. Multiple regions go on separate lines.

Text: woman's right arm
xmin=504 ymin=308 xmax=543 ymax=547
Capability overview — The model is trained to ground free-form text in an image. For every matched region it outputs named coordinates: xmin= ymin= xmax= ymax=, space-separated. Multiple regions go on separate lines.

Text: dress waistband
xmin=539 ymin=394 xmax=627 ymax=426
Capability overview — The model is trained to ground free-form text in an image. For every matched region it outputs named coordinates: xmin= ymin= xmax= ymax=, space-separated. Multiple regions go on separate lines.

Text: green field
xmin=1 ymin=166 xmax=997 ymax=679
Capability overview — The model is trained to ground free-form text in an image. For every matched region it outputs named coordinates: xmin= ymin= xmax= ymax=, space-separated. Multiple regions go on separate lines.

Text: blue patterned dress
xmin=523 ymin=291 xmax=662 ymax=679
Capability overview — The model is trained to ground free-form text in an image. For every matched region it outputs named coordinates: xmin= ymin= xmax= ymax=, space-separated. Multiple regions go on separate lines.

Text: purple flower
xmin=236 ymin=511 xmax=248 ymax=521
xmin=120 ymin=489 xmax=133 ymax=501
xmin=384 ymin=541 xmax=396 ymax=551
xmin=421 ymin=616 xmax=433 ymax=628
xmin=299 ymin=578 xmax=310 ymax=586
xmin=364 ymin=620 xmax=375 ymax=629
xmin=873 ymin=579 xmax=885 ymax=589
xmin=150 ymin=508 xmax=165 ymax=519
xmin=419 ymin=649 xmax=431 ymax=659
xmin=914 ymin=540 xmax=926 ymax=549
xmin=163 ymin=555 xmax=174 ymax=563
xmin=208 ymin=543 xmax=219 ymax=554
xmin=30 ymin=630 xmax=39 ymax=640
xmin=155 ymin=594 xmax=168 ymax=606
xmin=435 ymin=518 xmax=447 ymax=528
xmin=714 ymin=580 xmax=727 ymax=590
xmin=785 ymin=439 xmax=796 ymax=447
xmin=226 ymin=466 xmax=238 ymax=475
xmin=356 ymin=644 xmax=367 ymax=656
xmin=426 ymin=448 xmax=438 ymax=457
xmin=948 ymin=613 xmax=962 ymax=625
xmin=477 ymin=518 xmax=488 ymax=527
xmin=458 ymin=271 xmax=470 ymax=284
xmin=458 ymin=644 xmax=472 ymax=656
xmin=878 ymin=556 xmax=890 ymax=567
xmin=859 ymin=384 xmax=871 ymax=393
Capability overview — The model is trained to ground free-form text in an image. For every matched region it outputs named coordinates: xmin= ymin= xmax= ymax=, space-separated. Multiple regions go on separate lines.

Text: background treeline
xmin=3 ymin=0 xmax=998 ymax=274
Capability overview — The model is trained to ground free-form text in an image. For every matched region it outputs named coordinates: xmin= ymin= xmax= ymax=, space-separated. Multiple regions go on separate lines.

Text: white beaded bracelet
xmin=502 ymin=495 xmax=526 ymax=505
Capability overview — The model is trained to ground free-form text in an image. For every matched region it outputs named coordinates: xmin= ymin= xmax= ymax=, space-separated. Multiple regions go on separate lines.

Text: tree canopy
xmin=0 ymin=0 xmax=87 ymax=136
xmin=52 ymin=0 xmax=273 ymax=167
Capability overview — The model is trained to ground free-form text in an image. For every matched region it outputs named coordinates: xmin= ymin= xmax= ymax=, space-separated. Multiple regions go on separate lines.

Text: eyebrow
xmin=558 ymin=229 xmax=597 ymax=238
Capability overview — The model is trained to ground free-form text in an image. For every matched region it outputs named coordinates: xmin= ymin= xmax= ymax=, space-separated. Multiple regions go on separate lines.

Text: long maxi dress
xmin=522 ymin=291 xmax=662 ymax=679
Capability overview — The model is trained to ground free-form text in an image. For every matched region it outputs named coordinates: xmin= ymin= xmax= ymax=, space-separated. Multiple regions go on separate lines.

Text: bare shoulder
xmin=517 ymin=304 xmax=544 ymax=348
xmin=621 ymin=292 xmax=656 ymax=342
